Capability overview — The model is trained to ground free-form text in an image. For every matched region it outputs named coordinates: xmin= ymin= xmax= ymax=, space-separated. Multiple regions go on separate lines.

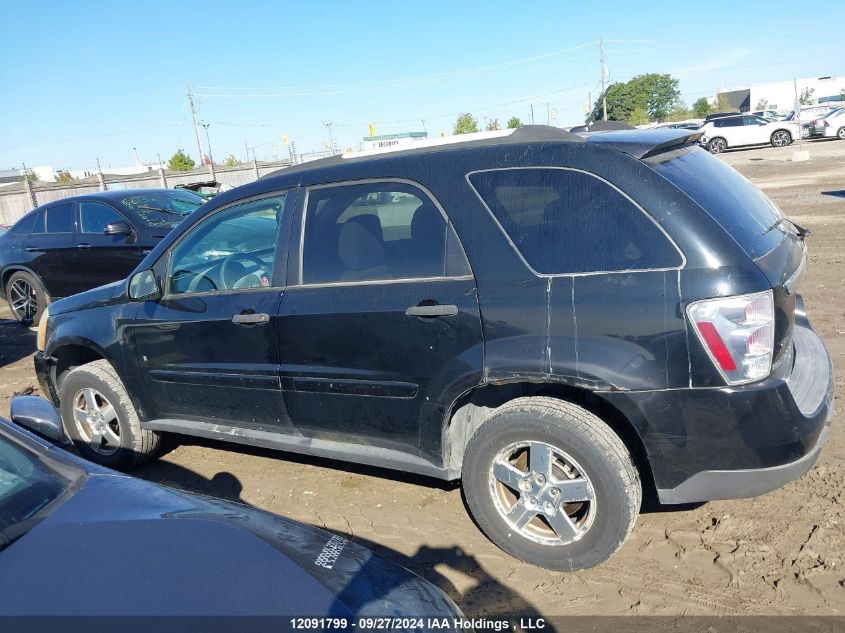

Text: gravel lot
xmin=1 ymin=138 xmax=842 ymax=619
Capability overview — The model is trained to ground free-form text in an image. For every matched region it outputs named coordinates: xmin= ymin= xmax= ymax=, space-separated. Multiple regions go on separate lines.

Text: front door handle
xmin=405 ymin=303 xmax=458 ymax=318
xmin=232 ymin=311 xmax=269 ymax=325
xmin=24 ymin=246 xmax=38 ymax=252
xmin=77 ymin=243 xmax=92 ymax=250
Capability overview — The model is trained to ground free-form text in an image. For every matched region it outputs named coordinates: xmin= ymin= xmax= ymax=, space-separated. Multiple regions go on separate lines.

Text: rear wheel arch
xmin=443 ymin=381 xmax=655 ymax=495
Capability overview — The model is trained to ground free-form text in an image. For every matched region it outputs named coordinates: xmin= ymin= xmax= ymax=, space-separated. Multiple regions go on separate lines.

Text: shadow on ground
xmin=0 ymin=318 xmax=35 ymax=369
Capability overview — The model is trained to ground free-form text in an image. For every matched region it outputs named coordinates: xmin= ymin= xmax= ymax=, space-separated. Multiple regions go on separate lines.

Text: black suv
xmin=0 ymin=189 xmax=204 ymax=323
xmin=33 ymin=126 xmax=834 ymax=571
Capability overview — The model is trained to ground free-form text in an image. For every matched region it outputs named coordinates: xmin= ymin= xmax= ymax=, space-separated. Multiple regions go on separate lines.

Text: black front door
xmin=279 ymin=180 xmax=483 ymax=455
xmin=131 ymin=192 xmax=295 ymax=431
xmin=72 ymin=201 xmax=145 ymax=293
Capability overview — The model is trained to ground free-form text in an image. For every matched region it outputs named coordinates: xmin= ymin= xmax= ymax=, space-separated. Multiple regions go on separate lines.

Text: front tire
xmin=837 ymin=127 xmax=845 ymax=140
xmin=462 ymin=397 xmax=641 ymax=571
xmin=707 ymin=137 xmax=727 ymax=154
xmin=59 ymin=359 xmax=160 ymax=469
xmin=5 ymin=271 xmax=48 ymax=324
xmin=771 ymin=130 xmax=792 ymax=147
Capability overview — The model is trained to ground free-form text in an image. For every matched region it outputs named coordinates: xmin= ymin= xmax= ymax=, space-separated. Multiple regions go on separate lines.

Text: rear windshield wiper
xmin=763 ymin=217 xmax=810 ymax=239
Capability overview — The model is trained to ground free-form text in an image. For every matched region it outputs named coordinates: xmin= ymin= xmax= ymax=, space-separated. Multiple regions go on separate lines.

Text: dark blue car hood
xmin=48 ymin=280 xmax=126 ymax=316
xmin=0 ymin=466 xmax=458 ymax=618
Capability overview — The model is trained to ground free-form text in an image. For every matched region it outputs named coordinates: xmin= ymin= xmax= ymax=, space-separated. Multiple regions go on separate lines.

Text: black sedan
xmin=0 ymin=189 xmax=205 ymax=324
xmin=0 ymin=396 xmax=464 ymax=627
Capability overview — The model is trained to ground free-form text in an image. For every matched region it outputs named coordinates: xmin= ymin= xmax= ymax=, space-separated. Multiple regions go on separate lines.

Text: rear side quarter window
xmin=468 ymin=168 xmax=682 ymax=274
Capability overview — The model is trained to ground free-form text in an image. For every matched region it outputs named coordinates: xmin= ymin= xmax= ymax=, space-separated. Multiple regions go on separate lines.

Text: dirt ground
xmin=1 ymin=138 xmax=843 ymax=619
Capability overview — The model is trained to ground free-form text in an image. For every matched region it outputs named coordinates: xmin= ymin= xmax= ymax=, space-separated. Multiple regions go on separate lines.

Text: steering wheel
xmin=185 ymin=267 xmax=219 ymax=293
xmin=220 ymin=253 xmax=269 ymax=289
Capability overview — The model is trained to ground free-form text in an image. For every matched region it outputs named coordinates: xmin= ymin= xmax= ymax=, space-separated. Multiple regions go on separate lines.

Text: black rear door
xmin=21 ymin=201 xmax=77 ymax=298
xmin=278 ymin=180 xmax=483 ymax=455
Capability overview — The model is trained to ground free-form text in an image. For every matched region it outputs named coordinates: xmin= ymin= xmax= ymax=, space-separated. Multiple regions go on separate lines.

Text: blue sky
xmin=1 ymin=0 xmax=842 ymax=170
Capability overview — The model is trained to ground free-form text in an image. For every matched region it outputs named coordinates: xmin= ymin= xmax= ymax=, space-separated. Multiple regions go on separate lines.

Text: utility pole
xmin=201 ymin=122 xmax=213 ymax=165
xmin=530 ymin=104 xmax=535 ymax=125
xmin=600 ymin=39 xmax=608 ymax=121
xmin=323 ymin=122 xmax=335 ymax=155
xmin=544 ymin=102 xmax=551 ymax=125
xmin=156 ymin=152 xmax=163 ymax=168
xmin=186 ymin=85 xmax=204 ymax=162
xmin=132 ymin=147 xmax=140 ymax=166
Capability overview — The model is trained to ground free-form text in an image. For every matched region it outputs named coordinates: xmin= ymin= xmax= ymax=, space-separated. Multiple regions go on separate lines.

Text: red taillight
xmin=695 ymin=322 xmax=737 ymax=371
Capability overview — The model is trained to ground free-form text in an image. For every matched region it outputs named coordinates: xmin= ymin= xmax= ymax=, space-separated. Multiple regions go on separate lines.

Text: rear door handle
xmin=405 ymin=304 xmax=458 ymax=318
xmin=24 ymin=246 xmax=38 ymax=252
xmin=77 ymin=243 xmax=92 ymax=250
xmin=232 ymin=312 xmax=269 ymax=325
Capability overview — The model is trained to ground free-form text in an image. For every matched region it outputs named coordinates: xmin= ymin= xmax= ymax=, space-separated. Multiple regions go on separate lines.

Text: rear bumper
xmin=601 ymin=314 xmax=834 ymax=504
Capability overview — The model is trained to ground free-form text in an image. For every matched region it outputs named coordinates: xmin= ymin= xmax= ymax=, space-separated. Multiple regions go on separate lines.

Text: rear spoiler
xmin=585 ymin=129 xmax=704 ymax=160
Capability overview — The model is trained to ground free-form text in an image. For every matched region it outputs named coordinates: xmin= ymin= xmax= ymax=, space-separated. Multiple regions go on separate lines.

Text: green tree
xmin=755 ymin=98 xmax=769 ymax=111
xmin=692 ymin=97 xmax=713 ymax=117
xmin=667 ymin=103 xmax=692 ymax=122
xmin=799 ymin=87 xmax=815 ymax=105
xmin=485 ymin=117 xmax=501 ymax=131
xmin=55 ymin=169 xmax=75 ymax=183
xmin=506 ymin=116 xmax=522 ymax=129
xmin=716 ymin=92 xmax=732 ymax=112
xmin=21 ymin=168 xmax=37 ymax=183
xmin=168 ymin=149 xmax=195 ymax=171
xmin=453 ymin=113 xmax=479 ymax=135
xmin=223 ymin=154 xmax=241 ymax=167
xmin=627 ymin=106 xmax=650 ymax=126
xmin=589 ymin=73 xmax=680 ymax=123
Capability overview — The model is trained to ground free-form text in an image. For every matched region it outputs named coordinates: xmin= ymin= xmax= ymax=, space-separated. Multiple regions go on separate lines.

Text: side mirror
xmin=104 ymin=220 xmax=132 ymax=236
xmin=10 ymin=396 xmax=69 ymax=446
xmin=128 ymin=269 xmax=161 ymax=301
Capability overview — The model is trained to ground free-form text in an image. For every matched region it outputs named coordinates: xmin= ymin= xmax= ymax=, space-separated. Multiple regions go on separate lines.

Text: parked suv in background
xmin=34 ymin=126 xmax=833 ymax=571
xmin=699 ymin=114 xmax=799 ymax=153
xmin=814 ymin=107 xmax=845 ymax=139
xmin=0 ymin=189 xmax=204 ymax=323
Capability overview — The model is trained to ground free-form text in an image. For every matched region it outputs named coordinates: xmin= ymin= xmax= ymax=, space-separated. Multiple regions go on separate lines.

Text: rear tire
xmin=59 ymin=359 xmax=160 ymax=469
xmin=707 ymin=137 xmax=727 ymax=154
xmin=462 ymin=396 xmax=641 ymax=571
xmin=5 ymin=271 xmax=48 ymax=325
xmin=771 ymin=130 xmax=792 ymax=147
xmin=837 ymin=127 xmax=845 ymax=140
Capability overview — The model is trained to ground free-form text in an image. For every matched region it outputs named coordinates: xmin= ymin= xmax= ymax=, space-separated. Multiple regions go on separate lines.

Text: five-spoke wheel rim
xmin=72 ymin=388 xmax=120 ymax=456
xmin=9 ymin=279 xmax=37 ymax=321
xmin=710 ymin=139 xmax=725 ymax=153
xmin=489 ymin=441 xmax=596 ymax=546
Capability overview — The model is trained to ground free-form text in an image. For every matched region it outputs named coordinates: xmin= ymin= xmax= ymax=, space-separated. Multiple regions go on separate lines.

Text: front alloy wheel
xmin=771 ymin=130 xmax=792 ymax=147
xmin=708 ymin=138 xmax=726 ymax=154
xmin=490 ymin=441 xmax=595 ymax=545
xmin=72 ymin=387 xmax=121 ymax=456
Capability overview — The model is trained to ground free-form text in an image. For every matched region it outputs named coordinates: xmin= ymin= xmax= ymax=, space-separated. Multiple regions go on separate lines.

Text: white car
xmin=814 ymin=108 xmax=845 ymax=139
xmin=699 ymin=114 xmax=800 ymax=154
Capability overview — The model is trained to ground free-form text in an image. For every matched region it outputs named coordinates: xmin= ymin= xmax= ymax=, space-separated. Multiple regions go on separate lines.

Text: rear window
xmin=468 ymin=168 xmax=681 ymax=274
xmin=648 ymin=147 xmax=787 ymax=258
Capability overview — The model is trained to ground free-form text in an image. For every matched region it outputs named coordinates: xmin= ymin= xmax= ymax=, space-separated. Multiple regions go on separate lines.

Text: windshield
xmin=648 ymin=146 xmax=788 ymax=259
xmin=0 ymin=432 xmax=69 ymax=549
xmin=118 ymin=191 xmax=205 ymax=227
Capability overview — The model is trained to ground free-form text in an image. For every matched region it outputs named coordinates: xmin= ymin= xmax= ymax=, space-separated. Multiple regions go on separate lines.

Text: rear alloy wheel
xmin=708 ymin=138 xmax=727 ymax=154
xmin=59 ymin=359 xmax=160 ymax=469
xmin=771 ymin=130 xmax=792 ymax=147
xmin=838 ymin=127 xmax=845 ymax=140
xmin=5 ymin=271 xmax=48 ymax=324
xmin=462 ymin=397 xmax=641 ymax=571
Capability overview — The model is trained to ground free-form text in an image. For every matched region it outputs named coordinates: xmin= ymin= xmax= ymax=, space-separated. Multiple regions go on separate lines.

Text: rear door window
xmin=10 ymin=211 xmax=41 ymax=235
xmin=468 ymin=168 xmax=682 ymax=274
xmin=44 ymin=203 xmax=75 ymax=234
xmin=648 ymin=147 xmax=786 ymax=258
